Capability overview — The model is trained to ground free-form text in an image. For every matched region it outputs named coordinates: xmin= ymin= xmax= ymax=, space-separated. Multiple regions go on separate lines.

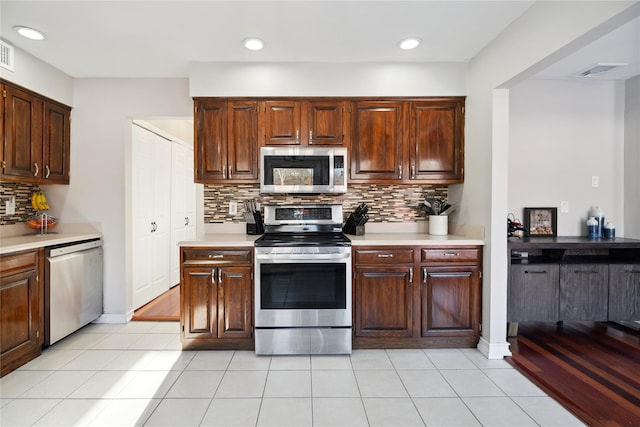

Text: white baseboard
xmin=93 ymin=312 xmax=133 ymax=324
xmin=477 ymin=337 xmax=512 ymax=359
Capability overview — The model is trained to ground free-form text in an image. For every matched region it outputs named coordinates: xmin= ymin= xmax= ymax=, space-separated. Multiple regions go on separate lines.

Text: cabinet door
xmin=195 ymin=99 xmax=228 ymax=181
xmin=608 ymin=264 xmax=640 ymax=321
xmin=350 ymin=101 xmax=404 ymax=181
xmin=409 ymin=99 xmax=463 ymax=182
xmin=560 ymin=264 xmax=608 ymax=321
xmin=2 ymin=83 xmax=43 ymax=182
xmin=218 ymin=266 xmax=253 ymax=339
xmin=508 ymin=264 xmax=559 ymax=322
xmin=260 ymin=100 xmax=302 ymax=145
xmin=43 ymin=101 xmax=71 ymax=184
xmin=182 ymin=266 xmax=217 ymax=340
xmin=228 ymin=100 xmax=259 ymax=180
xmin=305 ymin=100 xmax=345 ymax=146
xmin=421 ymin=265 xmax=480 ymax=336
xmin=1 ymin=252 xmax=41 ymax=377
xmin=354 ymin=265 xmax=413 ymax=337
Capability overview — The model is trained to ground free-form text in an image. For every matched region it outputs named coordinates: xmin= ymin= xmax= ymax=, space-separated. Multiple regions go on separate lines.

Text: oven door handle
xmin=256 ymin=253 xmax=351 ymax=261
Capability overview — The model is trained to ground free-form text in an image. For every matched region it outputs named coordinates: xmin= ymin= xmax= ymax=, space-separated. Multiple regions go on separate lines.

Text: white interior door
xmin=170 ymin=142 xmax=196 ymax=287
xmin=132 ymin=124 xmax=171 ymax=309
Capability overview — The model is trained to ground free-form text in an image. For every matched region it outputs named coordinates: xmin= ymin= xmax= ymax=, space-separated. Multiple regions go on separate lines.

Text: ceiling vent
xmin=576 ymin=63 xmax=627 ymax=77
xmin=0 ymin=40 xmax=15 ymax=71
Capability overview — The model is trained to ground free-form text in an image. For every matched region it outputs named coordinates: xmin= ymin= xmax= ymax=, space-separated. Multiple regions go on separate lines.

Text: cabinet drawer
xmin=182 ymin=248 xmax=252 ymax=264
xmin=355 ymin=248 xmax=414 ymax=265
xmin=1 ymin=250 xmax=38 ymax=275
xmin=421 ymin=248 xmax=479 ymax=263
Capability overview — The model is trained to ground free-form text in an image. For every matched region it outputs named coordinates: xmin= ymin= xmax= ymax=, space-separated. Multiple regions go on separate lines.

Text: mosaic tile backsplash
xmin=204 ymin=184 xmax=448 ymax=223
xmin=0 ymin=182 xmax=40 ymax=225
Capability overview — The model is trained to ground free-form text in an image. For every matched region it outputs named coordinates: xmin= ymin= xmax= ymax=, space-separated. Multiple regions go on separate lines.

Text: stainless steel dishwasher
xmin=45 ymin=238 xmax=103 ymax=345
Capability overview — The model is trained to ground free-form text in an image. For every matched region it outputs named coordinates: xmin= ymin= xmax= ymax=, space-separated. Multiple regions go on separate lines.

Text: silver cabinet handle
xmin=218 ymin=267 xmax=223 ymax=285
xmin=208 ymin=254 xmax=224 ymax=259
xmin=525 ymin=270 xmax=547 ymax=274
xmin=398 ymin=164 xmax=402 ymax=179
xmin=422 ymin=267 xmax=428 ymax=283
xmin=444 ymin=252 xmax=459 ymax=257
xmin=229 ymin=166 xmax=233 ymax=178
xmin=309 ymin=130 xmax=313 ymax=143
xmin=45 ymin=165 xmax=51 ymax=178
xmin=211 ymin=268 xmax=217 ymax=285
xmin=33 ymin=162 xmax=39 ymax=177
xmin=223 ymin=165 xmax=227 ymax=178
xmin=409 ymin=268 xmax=413 ymax=283
xmin=377 ymin=253 xmax=394 ymax=258
xmin=185 ymin=217 xmax=189 ymax=226
xmin=411 ymin=164 xmax=415 ymax=179
xmin=296 ymin=130 xmax=300 ymax=143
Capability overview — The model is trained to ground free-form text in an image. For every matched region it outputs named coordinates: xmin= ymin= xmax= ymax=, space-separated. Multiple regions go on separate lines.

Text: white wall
xmin=0 ymin=46 xmax=73 ymax=106
xmin=44 ymin=79 xmax=192 ymax=320
xmin=508 ymin=79 xmax=625 ymax=236
xmin=625 ymin=75 xmax=640 ymax=238
xmin=461 ymin=0 xmax=638 ymax=358
xmin=190 ymin=62 xmax=467 ymax=96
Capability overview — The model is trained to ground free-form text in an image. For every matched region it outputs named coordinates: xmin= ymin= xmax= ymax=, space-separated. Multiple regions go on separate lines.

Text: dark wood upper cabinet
xmin=195 ymin=99 xmax=259 ymax=183
xmin=410 ymin=99 xmax=464 ymax=182
xmin=350 ymin=101 xmax=404 ymax=181
xmin=43 ymin=100 xmax=71 ymax=184
xmin=305 ymin=100 xmax=347 ymax=146
xmin=193 ymin=96 xmax=465 ymax=184
xmin=260 ymin=100 xmax=302 ymax=145
xmin=2 ymin=83 xmax=44 ymax=183
xmin=195 ymin=99 xmax=228 ymax=182
xmin=228 ymin=100 xmax=259 ymax=180
xmin=1 ymin=81 xmax=71 ymax=185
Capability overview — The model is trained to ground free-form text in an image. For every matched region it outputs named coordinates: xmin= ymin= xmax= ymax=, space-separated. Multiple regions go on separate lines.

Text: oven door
xmin=254 ymin=248 xmax=352 ymax=327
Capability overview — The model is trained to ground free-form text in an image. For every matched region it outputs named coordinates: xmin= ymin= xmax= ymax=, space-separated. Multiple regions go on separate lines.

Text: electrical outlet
xmin=592 ymin=175 xmax=599 ymax=187
xmin=228 ymin=201 xmax=237 ymax=215
xmin=4 ymin=197 xmax=15 ymax=215
xmin=560 ymin=201 xmax=569 ymax=213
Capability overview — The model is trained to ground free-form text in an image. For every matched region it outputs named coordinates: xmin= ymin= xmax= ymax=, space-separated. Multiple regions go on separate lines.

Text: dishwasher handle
xmin=47 ymin=239 xmax=103 ymax=257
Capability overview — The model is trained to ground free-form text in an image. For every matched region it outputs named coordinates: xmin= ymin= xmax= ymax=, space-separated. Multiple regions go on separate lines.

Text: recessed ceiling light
xmin=13 ymin=26 xmax=46 ymax=41
xmin=399 ymin=37 xmax=422 ymax=50
xmin=243 ymin=38 xmax=264 ymax=51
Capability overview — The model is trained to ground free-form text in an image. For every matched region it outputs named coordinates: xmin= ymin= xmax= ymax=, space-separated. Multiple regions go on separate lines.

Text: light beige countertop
xmin=0 ymin=223 xmax=103 ymax=255
xmin=179 ymin=222 xmax=485 ymax=247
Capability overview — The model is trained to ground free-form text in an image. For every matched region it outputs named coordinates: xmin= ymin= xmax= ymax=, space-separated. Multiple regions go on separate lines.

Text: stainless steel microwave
xmin=260 ymin=147 xmax=347 ymax=194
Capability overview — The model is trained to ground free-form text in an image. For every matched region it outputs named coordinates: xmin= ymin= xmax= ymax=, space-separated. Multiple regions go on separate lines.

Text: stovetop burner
xmin=254 ymin=204 xmax=351 ymax=247
xmin=254 ymin=232 xmax=351 ymax=247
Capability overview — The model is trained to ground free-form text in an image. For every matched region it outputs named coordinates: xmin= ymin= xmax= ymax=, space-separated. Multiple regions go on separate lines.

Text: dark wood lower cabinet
xmin=421 ymin=266 xmax=481 ymax=340
xmin=180 ymin=247 xmax=253 ymax=350
xmin=354 ymin=266 xmax=414 ymax=338
xmin=353 ymin=245 xmax=482 ymax=349
xmin=1 ymin=249 xmax=43 ymax=377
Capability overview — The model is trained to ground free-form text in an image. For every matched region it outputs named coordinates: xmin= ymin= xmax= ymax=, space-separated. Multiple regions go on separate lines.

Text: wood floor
xmin=131 ymin=285 xmax=180 ymax=321
xmin=507 ymin=321 xmax=640 ymax=427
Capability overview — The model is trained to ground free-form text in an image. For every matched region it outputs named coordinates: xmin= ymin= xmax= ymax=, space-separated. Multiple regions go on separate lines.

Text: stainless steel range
xmin=254 ymin=204 xmax=352 ymax=355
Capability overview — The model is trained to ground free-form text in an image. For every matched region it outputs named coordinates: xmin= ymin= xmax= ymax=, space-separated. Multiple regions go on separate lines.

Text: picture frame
xmin=523 ymin=207 xmax=557 ymax=237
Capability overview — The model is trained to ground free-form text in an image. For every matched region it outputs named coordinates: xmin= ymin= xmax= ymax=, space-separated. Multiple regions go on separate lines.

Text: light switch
xmin=5 ymin=197 xmax=15 ymax=215
xmin=561 ymin=201 xmax=569 ymax=213
xmin=229 ymin=201 xmax=237 ymax=215
xmin=592 ymin=176 xmax=599 ymax=187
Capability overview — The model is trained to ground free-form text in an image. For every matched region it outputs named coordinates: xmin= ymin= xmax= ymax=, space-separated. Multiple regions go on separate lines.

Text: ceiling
xmin=0 ymin=1 xmax=638 ymax=81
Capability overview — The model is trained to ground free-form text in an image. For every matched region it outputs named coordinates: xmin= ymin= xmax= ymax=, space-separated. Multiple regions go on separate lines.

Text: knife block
xmin=246 ymin=212 xmax=265 ymax=235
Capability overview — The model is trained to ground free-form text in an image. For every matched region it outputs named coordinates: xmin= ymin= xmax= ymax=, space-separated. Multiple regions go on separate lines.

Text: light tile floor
xmin=0 ymin=321 xmax=585 ymax=427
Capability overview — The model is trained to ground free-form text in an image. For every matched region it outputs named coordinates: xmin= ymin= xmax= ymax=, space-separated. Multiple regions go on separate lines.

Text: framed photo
xmin=523 ymin=207 xmax=557 ymax=237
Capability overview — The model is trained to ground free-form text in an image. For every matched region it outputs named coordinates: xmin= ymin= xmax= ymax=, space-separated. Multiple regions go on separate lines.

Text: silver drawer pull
xmin=377 ymin=253 xmax=394 ymax=258
xmin=209 ymin=254 xmax=224 ymax=259
xmin=444 ymin=252 xmax=459 ymax=257
xmin=525 ymin=270 xmax=547 ymax=274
